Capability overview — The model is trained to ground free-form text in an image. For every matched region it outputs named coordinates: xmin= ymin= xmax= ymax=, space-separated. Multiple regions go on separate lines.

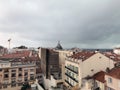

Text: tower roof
xmin=55 ymin=41 xmax=63 ymax=50
xmin=0 ymin=46 xmax=4 ymax=49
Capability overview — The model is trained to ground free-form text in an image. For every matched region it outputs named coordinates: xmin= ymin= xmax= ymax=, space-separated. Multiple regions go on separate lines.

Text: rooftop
xmin=69 ymin=51 xmax=95 ymax=61
xmin=104 ymin=52 xmax=120 ymax=61
xmin=93 ymin=71 xmax=105 ymax=83
xmin=0 ymin=50 xmax=31 ymax=59
xmin=55 ymin=41 xmax=63 ymax=50
xmin=106 ymin=67 xmax=120 ymax=79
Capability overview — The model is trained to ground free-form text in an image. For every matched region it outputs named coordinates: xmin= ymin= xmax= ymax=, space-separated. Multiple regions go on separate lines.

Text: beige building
xmin=64 ymin=51 xmax=115 ymax=89
xmin=55 ymin=50 xmax=74 ymax=82
xmin=93 ymin=67 xmax=120 ymax=90
xmin=105 ymin=67 xmax=120 ymax=90
xmin=0 ymin=60 xmax=36 ymax=90
xmin=93 ymin=71 xmax=106 ymax=90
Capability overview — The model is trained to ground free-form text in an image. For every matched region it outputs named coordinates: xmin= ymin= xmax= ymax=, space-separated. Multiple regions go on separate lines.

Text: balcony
xmin=18 ymin=68 xmax=22 ymax=71
xmin=18 ymin=83 xmax=23 ymax=86
xmin=65 ymin=66 xmax=78 ymax=74
xmin=18 ymin=73 xmax=22 ymax=77
xmin=11 ymin=73 xmax=16 ymax=78
xmin=65 ymin=73 xmax=78 ymax=83
xmin=24 ymin=72 xmax=28 ymax=77
xmin=65 ymin=80 xmax=73 ymax=87
xmin=4 ymin=69 xmax=9 ymax=73
xmin=3 ymin=84 xmax=8 ymax=89
xmin=11 ymin=81 xmax=16 ymax=87
xmin=11 ymin=70 xmax=16 ymax=73
xmin=4 ymin=74 xmax=9 ymax=79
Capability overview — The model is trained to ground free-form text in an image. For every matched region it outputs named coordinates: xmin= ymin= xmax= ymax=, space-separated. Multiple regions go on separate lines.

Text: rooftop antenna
xmin=8 ymin=38 xmax=11 ymax=50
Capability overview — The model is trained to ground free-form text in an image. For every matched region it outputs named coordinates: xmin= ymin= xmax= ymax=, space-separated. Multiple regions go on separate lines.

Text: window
xmin=72 ymin=73 xmax=74 ymax=78
xmin=18 ymin=83 xmax=23 ymax=86
xmin=75 ymin=67 xmax=78 ymax=73
xmin=75 ymin=74 xmax=78 ymax=79
xmin=18 ymin=73 xmax=22 ymax=77
xmin=30 ymin=69 xmax=34 ymax=72
xmin=67 ymin=77 xmax=69 ymax=81
xmin=30 ymin=76 xmax=34 ymax=80
xmin=3 ymin=84 xmax=7 ymax=88
xmin=66 ymin=70 xmax=69 ymax=74
xmin=108 ymin=78 xmax=112 ymax=83
xmin=118 ymin=81 xmax=120 ymax=88
xmin=107 ymin=87 xmax=114 ymax=90
xmin=11 ymin=73 xmax=16 ymax=77
xmin=4 ymin=74 xmax=9 ymax=78
xmin=94 ymin=82 xmax=98 ymax=88
xmin=18 ymin=68 xmax=22 ymax=71
xmin=4 ymin=69 xmax=9 ymax=73
xmin=11 ymin=70 xmax=16 ymax=72
xmin=24 ymin=72 xmax=28 ymax=76
xmin=69 ymin=72 xmax=71 ymax=76
xmin=11 ymin=80 xmax=16 ymax=87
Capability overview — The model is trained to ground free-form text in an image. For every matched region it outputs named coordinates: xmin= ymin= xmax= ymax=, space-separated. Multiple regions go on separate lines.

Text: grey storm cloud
xmin=0 ymin=0 xmax=120 ymax=48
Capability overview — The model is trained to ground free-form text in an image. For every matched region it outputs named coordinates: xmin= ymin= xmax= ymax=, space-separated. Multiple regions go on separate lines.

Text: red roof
xmin=106 ymin=67 xmax=120 ymax=79
xmin=0 ymin=51 xmax=31 ymax=59
xmin=69 ymin=51 xmax=95 ymax=61
xmin=104 ymin=52 xmax=120 ymax=61
xmin=93 ymin=71 xmax=106 ymax=83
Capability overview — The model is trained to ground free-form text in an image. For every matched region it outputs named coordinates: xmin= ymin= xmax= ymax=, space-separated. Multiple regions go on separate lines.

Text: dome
xmin=55 ymin=41 xmax=63 ymax=50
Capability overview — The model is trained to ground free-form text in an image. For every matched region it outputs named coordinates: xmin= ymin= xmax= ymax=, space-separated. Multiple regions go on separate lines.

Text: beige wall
xmin=57 ymin=50 xmax=73 ymax=82
xmin=81 ymin=53 xmax=114 ymax=78
xmin=57 ymin=50 xmax=73 ymax=66
xmin=0 ymin=66 xmax=36 ymax=90
xmin=1 ymin=86 xmax=21 ymax=90
xmin=95 ymin=80 xmax=105 ymax=90
xmin=105 ymin=75 xmax=120 ymax=90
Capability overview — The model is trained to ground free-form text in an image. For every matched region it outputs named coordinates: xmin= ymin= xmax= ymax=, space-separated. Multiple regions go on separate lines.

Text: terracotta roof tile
xmin=104 ymin=52 xmax=120 ymax=61
xmin=69 ymin=51 xmax=95 ymax=61
xmin=0 ymin=51 xmax=35 ymax=59
xmin=106 ymin=67 xmax=120 ymax=79
xmin=93 ymin=71 xmax=106 ymax=83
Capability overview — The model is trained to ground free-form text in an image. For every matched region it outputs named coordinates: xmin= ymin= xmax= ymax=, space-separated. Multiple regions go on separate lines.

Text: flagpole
xmin=8 ymin=39 xmax=11 ymax=50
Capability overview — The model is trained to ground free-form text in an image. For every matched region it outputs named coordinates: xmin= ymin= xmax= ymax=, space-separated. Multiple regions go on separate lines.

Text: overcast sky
xmin=0 ymin=0 xmax=120 ymax=49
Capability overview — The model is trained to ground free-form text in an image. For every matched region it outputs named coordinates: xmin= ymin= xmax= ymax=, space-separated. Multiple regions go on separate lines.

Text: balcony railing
xmin=4 ymin=70 xmax=9 ymax=73
xmin=65 ymin=66 xmax=78 ymax=74
xmin=65 ymin=73 xmax=78 ymax=83
xmin=11 ymin=70 xmax=16 ymax=73
xmin=65 ymin=80 xmax=73 ymax=87
xmin=4 ymin=77 xmax=9 ymax=79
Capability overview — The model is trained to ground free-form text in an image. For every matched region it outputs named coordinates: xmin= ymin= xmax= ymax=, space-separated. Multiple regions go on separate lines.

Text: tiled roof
xmin=0 ymin=51 xmax=31 ymax=59
xmin=69 ymin=51 xmax=95 ymax=61
xmin=93 ymin=71 xmax=105 ymax=83
xmin=104 ymin=52 xmax=120 ymax=61
xmin=10 ymin=55 xmax=40 ymax=62
xmin=106 ymin=67 xmax=120 ymax=79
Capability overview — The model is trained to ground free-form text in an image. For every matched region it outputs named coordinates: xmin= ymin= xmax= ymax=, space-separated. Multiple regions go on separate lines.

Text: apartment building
xmin=93 ymin=71 xmax=106 ymax=90
xmin=0 ymin=59 xmax=36 ymax=90
xmin=105 ymin=67 xmax=120 ymax=90
xmin=93 ymin=67 xmax=120 ymax=90
xmin=38 ymin=48 xmax=61 ymax=89
xmin=38 ymin=48 xmax=59 ymax=79
xmin=64 ymin=51 xmax=115 ymax=89
xmin=0 ymin=49 xmax=41 ymax=90
xmin=0 ymin=46 xmax=8 ymax=56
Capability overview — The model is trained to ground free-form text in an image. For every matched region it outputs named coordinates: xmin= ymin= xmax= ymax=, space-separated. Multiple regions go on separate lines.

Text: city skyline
xmin=0 ymin=0 xmax=120 ymax=48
